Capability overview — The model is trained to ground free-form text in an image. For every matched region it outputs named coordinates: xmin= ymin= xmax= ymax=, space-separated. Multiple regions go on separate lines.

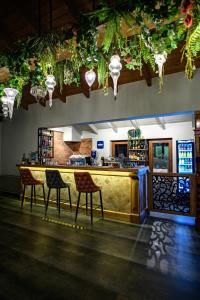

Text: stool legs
xmin=58 ymin=188 xmax=61 ymax=217
xmin=45 ymin=188 xmax=51 ymax=217
xmin=67 ymin=186 xmax=72 ymax=208
xmin=99 ymin=190 xmax=104 ymax=219
xmin=33 ymin=185 xmax=36 ymax=204
xmin=75 ymin=192 xmax=81 ymax=222
xmin=42 ymin=184 xmax=46 ymax=205
xmin=21 ymin=185 xmax=26 ymax=208
xmin=30 ymin=185 xmax=33 ymax=211
xmin=90 ymin=193 xmax=93 ymax=224
xmin=86 ymin=193 xmax=88 ymax=214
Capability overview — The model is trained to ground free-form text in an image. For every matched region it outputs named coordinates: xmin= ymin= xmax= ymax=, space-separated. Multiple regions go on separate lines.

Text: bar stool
xmin=19 ymin=168 xmax=46 ymax=210
xmin=45 ymin=170 xmax=72 ymax=217
xmin=74 ymin=172 xmax=103 ymax=224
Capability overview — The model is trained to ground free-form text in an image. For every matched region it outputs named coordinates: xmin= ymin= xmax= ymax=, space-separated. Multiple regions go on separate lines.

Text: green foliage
xmin=102 ymin=15 xmax=121 ymax=53
xmin=1 ymin=0 xmax=200 ymax=109
xmin=97 ymin=54 xmax=107 ymax=87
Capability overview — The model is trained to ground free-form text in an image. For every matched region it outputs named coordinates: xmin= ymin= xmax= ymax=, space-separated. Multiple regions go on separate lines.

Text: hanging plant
xmin=1 ymin=0 xmax=200 ymax=109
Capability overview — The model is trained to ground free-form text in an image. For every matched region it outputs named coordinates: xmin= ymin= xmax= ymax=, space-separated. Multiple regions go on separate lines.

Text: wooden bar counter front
xmin=17 ymin=165 xmax=148 ymax=223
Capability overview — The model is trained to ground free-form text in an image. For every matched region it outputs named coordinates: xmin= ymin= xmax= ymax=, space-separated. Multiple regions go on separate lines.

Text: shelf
xmin=129 ymin=149 xmax=148 ymax=151
xmin=129 ymin=159 xmax=148 ymax=162
xmin=178 ymin=150 xmax=192 ymax=152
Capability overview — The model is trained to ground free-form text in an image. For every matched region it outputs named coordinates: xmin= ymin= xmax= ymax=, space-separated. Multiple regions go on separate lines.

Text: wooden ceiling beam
xmin=142 ymin=62 xmax=152 ymax=87
xmin=13 ymin=2 xmax=38 ymax=33
xmin=63 ymin=0 xmax=79 ymax=20
xmin=0 ymin=20 xmax=16 ymax=44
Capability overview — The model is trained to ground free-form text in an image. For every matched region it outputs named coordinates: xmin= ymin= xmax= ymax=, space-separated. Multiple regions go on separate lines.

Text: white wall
xmin=1 ymin=70 xmax=200 ymax=175
xmin=81 ymin=121 xmax=194 ymax=172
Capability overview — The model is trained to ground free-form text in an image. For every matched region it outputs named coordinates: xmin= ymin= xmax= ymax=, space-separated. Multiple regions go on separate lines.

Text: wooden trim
xmin=149 ymin=172 xmax=194 ymax=177
xmin=111 ymin=140 xmax=128 ymax=157
xmin=149 ymin=139 xmax=172 ymax=173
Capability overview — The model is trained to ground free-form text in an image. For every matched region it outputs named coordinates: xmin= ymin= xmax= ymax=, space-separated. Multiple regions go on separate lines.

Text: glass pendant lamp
xmin=45 ymin=75 xmax=56 ymax=107
xmin=109 ymin=55 xmax=122 ymax=99
xmin=3 ymin=88 xmax=18 ymax=118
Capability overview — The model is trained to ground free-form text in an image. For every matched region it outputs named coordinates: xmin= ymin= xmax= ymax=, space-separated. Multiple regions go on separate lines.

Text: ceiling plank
xmin=87 ymin=124 xmax=98 ymax=135
xmin=130 ymin=120 xmax=140 ymax=129
xmin=155 ymin=117 xmax=166 ymax=130
xmin=108 ymin=122 xmax=118 ymax=133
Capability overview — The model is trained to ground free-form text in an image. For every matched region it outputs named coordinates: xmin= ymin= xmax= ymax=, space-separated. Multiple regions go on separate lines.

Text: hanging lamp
xmin=3 ymin=88 xmax=18 ymax=118
xmin=45 ymin=75 xmax=56 ymax=107
xmin=30 ymin=85 xmax=47 ymax=102
xmin=1 ymin=96 xmax=9 ymax=118
xmin=109 ymin=55 xmax=122 ymax=99
xmin=85 ymin=70 xmax=96 ymax=88
xmin=154 ymin=52 xmax=167 ymax=91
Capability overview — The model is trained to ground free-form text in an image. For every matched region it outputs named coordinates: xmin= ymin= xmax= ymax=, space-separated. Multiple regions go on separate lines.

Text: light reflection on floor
xmin=147 ymin=220 xmax=176 ymax=274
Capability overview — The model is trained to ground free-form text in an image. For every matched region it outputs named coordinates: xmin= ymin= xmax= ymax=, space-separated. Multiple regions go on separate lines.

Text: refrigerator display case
xmin=176 ymin=140 xmax=195 ymax=174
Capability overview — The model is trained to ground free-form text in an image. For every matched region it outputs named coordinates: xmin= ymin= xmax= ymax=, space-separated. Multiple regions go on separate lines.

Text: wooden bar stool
xmin=45 ymin=170 xmax=72 ymax=217
xmin=19 ymin=168 xmax=46 ymax=210
xmin=74 ymin=172 xmax=104 ymax=224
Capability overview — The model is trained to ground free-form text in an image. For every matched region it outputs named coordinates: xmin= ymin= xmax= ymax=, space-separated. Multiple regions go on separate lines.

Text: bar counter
xmin=17 ymin=164 xmax=149 ymax=223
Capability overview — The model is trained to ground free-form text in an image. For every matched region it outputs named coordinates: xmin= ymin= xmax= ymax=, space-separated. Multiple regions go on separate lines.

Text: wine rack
xmin=38 ymin=128 xmax=54 ymax=164
xmin=128 ymin=138 xmax=148 ymax=166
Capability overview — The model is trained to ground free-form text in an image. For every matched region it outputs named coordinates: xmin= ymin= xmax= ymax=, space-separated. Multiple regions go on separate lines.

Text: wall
xmin=1 ymin=70 xmax=200 ymax=175
xmin=81 ymin=121 xmax=194 ymax=172
xmin=54 ymin=131 xmax=92 ymax=164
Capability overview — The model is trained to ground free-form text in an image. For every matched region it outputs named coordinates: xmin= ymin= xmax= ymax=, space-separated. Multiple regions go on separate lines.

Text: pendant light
xmin=3 ymin=88 xmax=18 ymax=118
xmin=1 ymin=96 xmax=9 ymax=118
xmin=154 ymin=53 xmax=167 ymax=78
xmin=85 ymin=70 xmax=96 ymax=88
xmin=45 ymin=75 xmax=56 ymax=107
xmin=109 ymin=55 xmax=122 ymax=99
xmin=154 ymin=52 xmax=167 ymax=91
xmin=30 ymin=85 xmax=47 ymax=102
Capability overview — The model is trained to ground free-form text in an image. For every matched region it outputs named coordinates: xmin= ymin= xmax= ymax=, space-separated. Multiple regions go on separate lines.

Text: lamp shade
xmin=45 ymin=75 xmax=56 ymax=107
xmin=109 ymin=55 xmax=122 ymax=98
xmin=1 ymin=96 xmax=9 ymax=118
xmin=3 ymin=88 xmax=18 ymax=118
xmin=85 ymin=70 xmax=96 ymax=88
xmin=30 ymin=85 xmax=47 ymax=101
xmin=154 ymin=53 xmax=167 ymax=77
xmin=3 ymin=88 xmax=18 ymax=101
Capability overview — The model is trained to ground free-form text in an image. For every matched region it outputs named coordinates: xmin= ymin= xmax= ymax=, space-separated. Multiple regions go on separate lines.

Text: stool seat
xmin=19 ymin=168 xmax=46 ymax=210
xmin=74 ymin=172 xmax=103 ymax=224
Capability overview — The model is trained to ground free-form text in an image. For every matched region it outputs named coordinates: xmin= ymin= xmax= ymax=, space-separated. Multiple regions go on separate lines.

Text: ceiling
xmin=76 ymin=113 xmax=193 ymax=133
xmin=0 ymin=1 xmax=200 ymax=110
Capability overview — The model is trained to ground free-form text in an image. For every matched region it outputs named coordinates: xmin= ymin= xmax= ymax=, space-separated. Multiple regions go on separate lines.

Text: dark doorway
xmin=112 ymin=141 xmax=128 ymax=157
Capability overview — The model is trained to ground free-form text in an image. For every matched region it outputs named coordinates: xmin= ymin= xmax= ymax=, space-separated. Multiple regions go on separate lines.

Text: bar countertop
xmin=17 ymin=164 xmax=148 ymax=176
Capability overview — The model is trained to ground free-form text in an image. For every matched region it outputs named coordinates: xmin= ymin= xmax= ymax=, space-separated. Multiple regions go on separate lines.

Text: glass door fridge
xmin=176 ymin=140 xmax=195 ymax=174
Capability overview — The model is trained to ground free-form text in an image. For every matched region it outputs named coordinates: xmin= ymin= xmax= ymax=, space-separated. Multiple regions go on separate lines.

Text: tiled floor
xmin=0 ymin=194 xmax=200 ymax=300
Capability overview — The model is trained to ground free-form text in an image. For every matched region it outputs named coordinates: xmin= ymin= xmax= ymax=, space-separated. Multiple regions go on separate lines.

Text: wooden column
xmin=194 ymin=111 xmax=200 ymax=230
